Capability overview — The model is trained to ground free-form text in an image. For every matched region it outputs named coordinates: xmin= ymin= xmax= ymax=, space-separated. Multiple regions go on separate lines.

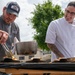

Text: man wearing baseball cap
xmin=0 ymin=2 xmax=20 ymax=75
xmin=6 ymin=1 xmax=20 ymax=16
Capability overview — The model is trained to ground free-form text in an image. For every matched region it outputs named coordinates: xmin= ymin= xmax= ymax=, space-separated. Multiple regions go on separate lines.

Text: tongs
xmin=2 ymin=43 xmax=14 ymax=58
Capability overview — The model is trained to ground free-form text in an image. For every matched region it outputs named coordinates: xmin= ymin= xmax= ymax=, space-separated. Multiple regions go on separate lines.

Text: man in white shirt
xmin=45 ymin=1 xmax=75 ymax=61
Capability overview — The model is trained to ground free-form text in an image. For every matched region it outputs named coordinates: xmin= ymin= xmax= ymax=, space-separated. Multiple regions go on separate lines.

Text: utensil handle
xmin=1 ymin=43 xmax=13 ymax=57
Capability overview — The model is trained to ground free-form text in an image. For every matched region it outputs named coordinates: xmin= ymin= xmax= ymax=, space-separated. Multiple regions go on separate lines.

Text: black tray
xmin=0 ymin=62 xmax=75 ymax=71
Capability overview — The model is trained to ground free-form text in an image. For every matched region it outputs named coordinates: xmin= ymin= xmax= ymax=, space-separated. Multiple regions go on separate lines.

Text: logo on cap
xmin=11 ymin=5 xmax=19 ymax=11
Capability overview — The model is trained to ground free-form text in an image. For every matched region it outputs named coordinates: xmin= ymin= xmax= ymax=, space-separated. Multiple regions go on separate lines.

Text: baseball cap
xmin=6 ymin=2 xmax=20 ymax=16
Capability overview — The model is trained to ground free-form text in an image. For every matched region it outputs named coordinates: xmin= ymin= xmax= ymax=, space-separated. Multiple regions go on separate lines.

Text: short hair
xmin=67 ymin=1 xmax=75 ymax=7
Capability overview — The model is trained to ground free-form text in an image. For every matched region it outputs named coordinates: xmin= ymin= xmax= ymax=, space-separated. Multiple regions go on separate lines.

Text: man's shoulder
xmin=51 ymin=17 xmax=64 ymax=25
xmin=11 ymin=22 xmax=19 ymax=29
xmin=53 ymin=17 xmax=63 ymax=22
xmin=12 ymin=22 xmax=18 ymax=26
xmin=49 ymin=17 xmax=64 ymax=28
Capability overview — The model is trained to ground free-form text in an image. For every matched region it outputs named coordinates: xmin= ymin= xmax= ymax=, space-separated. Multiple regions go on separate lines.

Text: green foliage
xmin=30 ymin=0 xmax=64 ymax=51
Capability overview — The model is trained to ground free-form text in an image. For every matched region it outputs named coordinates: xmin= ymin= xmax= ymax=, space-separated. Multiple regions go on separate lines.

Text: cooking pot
xmin=15 ymin=41 xmax=38 ymax=55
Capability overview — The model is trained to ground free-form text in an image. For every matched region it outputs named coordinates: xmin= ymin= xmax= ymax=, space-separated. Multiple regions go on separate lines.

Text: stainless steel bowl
xmin=15 ymin=41 xmax=37 ymax=55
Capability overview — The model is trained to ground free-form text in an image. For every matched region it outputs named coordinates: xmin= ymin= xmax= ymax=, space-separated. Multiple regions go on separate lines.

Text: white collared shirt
xmin=45 ymin=17 xmax=75 ymax=61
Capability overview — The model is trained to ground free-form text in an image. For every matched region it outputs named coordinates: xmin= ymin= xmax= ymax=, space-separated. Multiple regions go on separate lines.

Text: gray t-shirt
xmin=0 ymin=15 xmax=20 ymax=61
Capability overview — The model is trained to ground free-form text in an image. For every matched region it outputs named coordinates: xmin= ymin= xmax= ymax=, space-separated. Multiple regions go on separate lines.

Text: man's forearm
xmin=47 ymin=43 xmax=64 ymax=57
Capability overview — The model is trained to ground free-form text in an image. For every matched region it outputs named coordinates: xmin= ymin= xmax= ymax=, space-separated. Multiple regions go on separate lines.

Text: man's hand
xmin=0 ymin=30 xmax=8 ymax=44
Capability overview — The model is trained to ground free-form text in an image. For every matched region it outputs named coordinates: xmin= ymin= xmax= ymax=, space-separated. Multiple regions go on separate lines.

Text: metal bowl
xmin=15 ymin=41 xmax=37 ymax=55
